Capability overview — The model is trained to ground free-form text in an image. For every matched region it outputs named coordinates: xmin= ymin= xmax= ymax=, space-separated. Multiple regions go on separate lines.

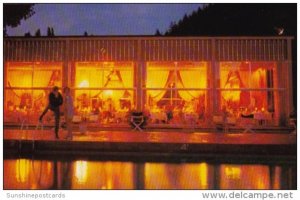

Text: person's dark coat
xmin=49 ymin=92 xmax=63 ymax=109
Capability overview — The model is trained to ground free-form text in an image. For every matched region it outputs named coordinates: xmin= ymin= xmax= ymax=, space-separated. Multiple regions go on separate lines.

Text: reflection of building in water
xmin=3 ymin=159 xmax=296 ymax=189
xmin=220 ymin=164 xmax=271 ymax=189
xmin=74 ymin=161 xmax=88 ymax=184
xmin=4 ymin=159 xmax=54 ymax=189
xmin=3 ymin=37 xmax=293 ymax=127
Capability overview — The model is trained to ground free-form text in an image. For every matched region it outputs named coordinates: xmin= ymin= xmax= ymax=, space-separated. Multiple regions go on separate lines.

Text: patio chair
xmin=289 ymin=117 xmax=297 ymax=134
xmin=238 ymin=116 xmax=256 ymax=133
xmin=212 ymin=115 xmax=224 ymax=129
xmin=130 ymin=115 xmax=144 ymax=132
xmin=213 ymin=115 xmax=237 ymax=133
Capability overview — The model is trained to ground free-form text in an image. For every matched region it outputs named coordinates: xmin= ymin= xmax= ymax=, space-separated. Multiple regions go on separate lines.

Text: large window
xmin=144 ymin=62 xmax=208 ymax=125
xmin=74 ymin=62 xmax=135 ymax=125
xmin=4 ymin=62 xmax=62 ymax=123
xmin=219 ymin=62 xmax=278 ymax=118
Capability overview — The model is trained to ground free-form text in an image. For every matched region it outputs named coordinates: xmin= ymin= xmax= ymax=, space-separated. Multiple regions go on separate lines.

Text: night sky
xmin=6 ymin=4 xmax=203 ymax=36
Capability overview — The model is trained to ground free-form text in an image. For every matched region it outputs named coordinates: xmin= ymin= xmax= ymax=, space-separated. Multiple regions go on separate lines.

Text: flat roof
xmin=4 ymin=35 xmax=294 ymax=40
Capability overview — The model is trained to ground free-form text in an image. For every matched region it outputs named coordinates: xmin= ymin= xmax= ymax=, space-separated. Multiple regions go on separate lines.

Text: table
xmin=253 ymin=112 xmax=272 ymax=126
xmin=150 ymin=112 xmax=167 ymax=122
xmin=184 ymin=113 xmax=198 ymax=123
xmin=114 ymin=111 xmax=129 ymax=123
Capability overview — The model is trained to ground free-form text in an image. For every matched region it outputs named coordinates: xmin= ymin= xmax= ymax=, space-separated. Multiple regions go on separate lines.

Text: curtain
xmin=119 ymin=70 xmax=134 ymax=108
xmin=220 ymin=62 xmax=250 ymax=104
xmin=76 ymin=68 xmax=105 ymax=104
xmin=178 ymin=68 xmax=206 ymax=101
xmin=33 ymin=70 xmax=61 ymax=87
xmin=8 ymin=70 xmax=32 ymax=88
xmin=75 ymin=64 xmax=134 ymax=110
xmin=250 ymin=68 xmax=267 ymax=109
xmin=250 ymin=68 xmax=267 ymax=88
xmin=220 ymin=62 xmax=271 ymax=109
xmin=32 ymin=70 xmax=62 ymax=103
xmin=76 ymin=68 xmax=103 ymax=88
xmin=146 ymin=69 xmax=169 ymax=102
xmin=102 ymin=70 xmax=120 ymax=100
xmin=32 ymin=69 xmax=61 ymax=106
xmin=7 ymin=70 xmax=32 ymax=106
xmin=5 ymin=64 xmax=62 ymax=113
xmin=119 ymin=70 xmax=133 ymax=88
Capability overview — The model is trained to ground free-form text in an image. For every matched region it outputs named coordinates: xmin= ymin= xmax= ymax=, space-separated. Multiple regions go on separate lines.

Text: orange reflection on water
xmin=74 ymin=160 xmax=88 ymax=184
xmin=16 ymin=159 xmax=29 ymax=183
xmin=272 ymin=166 xmax=282 ymax=189
xmin=71 ymin=161 xmax=135 ymax=189
xmin=144 ymin=162 xmax=212 ymax=189
xmin=220 ymin=164 xmax=270 ymax=189
xmin=4 ymin=159 xmax=54 ymax=189
xmin=3 ymin=159 xmax=294 ymax=189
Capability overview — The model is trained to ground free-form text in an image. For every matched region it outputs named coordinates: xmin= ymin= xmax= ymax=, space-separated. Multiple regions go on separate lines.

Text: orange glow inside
xmin=74 ymin=62 xmax=134 ymax=113
xmin=4 ymin=61 xmax=279 ymax=125
xmin=220 ymin=62 xmax=276 ymax=115
xmin=78 ymin=80 xmax=89 ymax=88
xmin=145 ymin=62 xmax=207 ymax=124
xmin=4 ymin=62 xmax=62 ymax=123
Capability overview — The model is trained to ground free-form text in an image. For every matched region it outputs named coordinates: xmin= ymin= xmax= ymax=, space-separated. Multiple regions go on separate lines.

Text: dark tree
xmin=47 ymin=26 xmax=55 ymax=37
xmin=155 ymin=29 xmax=162 ymax=36
xmin=165 ymin=4 xmax=296 ymax=37
xmin=3 ymin=3 xmax=35 ymax=36
xmin=51 ymin=27 xmax=55 ymax=36
xmin=35 ymin=29 xmax=41 ymax=37
xmin=24 ymin=31 xmax=31 ymax=37
xmin=164 ymin=3 xmax=297 ymax=109
xmin=47 ymin=27 xmax=51 ymax=36
xmin=84 ymin=31 xmax=88 ymax=36
xmin=47 ymin=27 xmax=50 ymax=36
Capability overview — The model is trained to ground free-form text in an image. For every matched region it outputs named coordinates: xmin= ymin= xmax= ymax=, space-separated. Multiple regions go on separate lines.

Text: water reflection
xmin=144 ymin=162 xmax=212 ymax=189
xmin=4 ymin=159 xmax=296 ymax=189
xmin=220 ymin=165 xmax=270 ymax=189
xmin=4 ymin=159 xmax=54 ymax=189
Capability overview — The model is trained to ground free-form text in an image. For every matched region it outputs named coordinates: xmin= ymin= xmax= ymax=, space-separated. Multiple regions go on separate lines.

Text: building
xmin=3 ymin=36 xmax=294 ymax=128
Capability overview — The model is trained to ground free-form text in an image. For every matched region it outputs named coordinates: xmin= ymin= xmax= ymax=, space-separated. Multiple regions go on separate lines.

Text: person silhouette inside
xmin=39 ymin=86 xmax=63 ymax=139
xmin=63 ymin=87 xmax=74 ymax=140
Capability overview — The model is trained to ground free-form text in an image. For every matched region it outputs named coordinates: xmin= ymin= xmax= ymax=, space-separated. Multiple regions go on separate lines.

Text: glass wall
xmin=74 ymin=62 xmax=135 ymax=125
xmin=218 ymin=62 xmax=278 ymax=123
xmin=4 ymin=62 xmax=62 ymax=123
xmin=3 ymin=60 xmax=286 ymax=127
xmin=144 ymin=62 xmax=208 ymax=125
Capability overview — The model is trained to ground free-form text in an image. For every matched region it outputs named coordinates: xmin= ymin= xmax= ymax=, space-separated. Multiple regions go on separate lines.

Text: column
xmin=211 ymin=38 xmax=219 ymax=115
xmin=136 ymin=38 xmax=143 ymax=111
xmin=287 ymin=39 xmax=294 ymax=117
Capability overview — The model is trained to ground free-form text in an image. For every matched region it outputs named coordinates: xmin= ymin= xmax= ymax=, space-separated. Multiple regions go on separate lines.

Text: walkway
xmin=4 ymin=129 xmax=296 ymax=160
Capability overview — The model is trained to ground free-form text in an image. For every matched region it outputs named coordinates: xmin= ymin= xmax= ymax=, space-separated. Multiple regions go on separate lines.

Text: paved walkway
xmin=4 ymin=129 xmax=296 ymax=158
xmin=4 ymin=129 xmax=296 ymax=145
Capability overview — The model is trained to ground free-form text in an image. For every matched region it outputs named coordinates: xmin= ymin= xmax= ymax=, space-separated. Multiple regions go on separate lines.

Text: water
xmin=4 ymin=157 xmax=296 ymax=190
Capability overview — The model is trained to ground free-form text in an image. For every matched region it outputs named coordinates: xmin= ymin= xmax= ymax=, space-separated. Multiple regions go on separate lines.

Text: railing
xmin=4 ymin=36 xmax=293 ymax=62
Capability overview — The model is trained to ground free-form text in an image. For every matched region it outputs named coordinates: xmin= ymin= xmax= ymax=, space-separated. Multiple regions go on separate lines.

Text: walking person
xmin=39 ymin=86 xmax=63 ymax=139
xmin=63 ymin=87 xmax=74 ymax=140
